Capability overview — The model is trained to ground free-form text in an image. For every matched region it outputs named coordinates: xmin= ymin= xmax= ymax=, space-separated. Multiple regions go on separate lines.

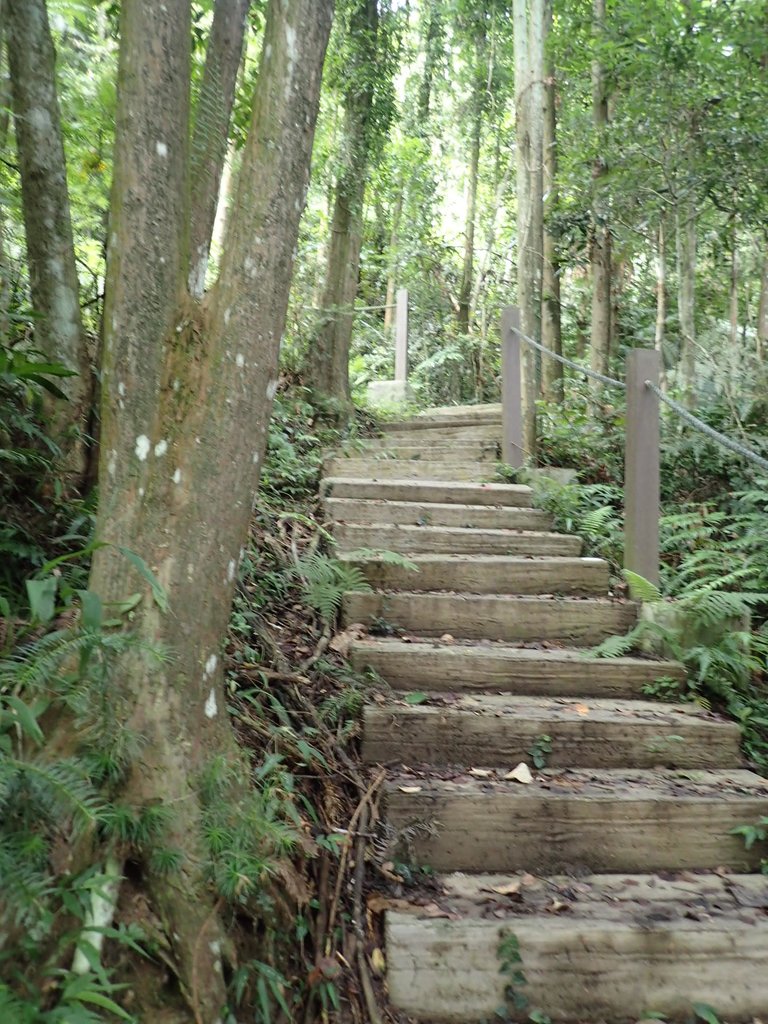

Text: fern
xmin=291 ymin=552 xmax=371 ymax=623
xmin=623 ymin=570 xmax=663 ymax=603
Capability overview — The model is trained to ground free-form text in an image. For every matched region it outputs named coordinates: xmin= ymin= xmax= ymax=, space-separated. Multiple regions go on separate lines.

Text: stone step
xmin=381 ymin=404 xmax=502 ymax=430
xmin=349 ymin=638 xmax=685 ymax=699
xmin=343 ymin=592 xmax=635 ymax=645
xmin=363 ymin=695 xmax=742 ymax=771
xmin=323 ymin=498 xmax=552 ymax=531
xmin=356 ymin=442 xmax=498 ymax=462
xmin=324 ymin=458 xmax=493 ymax=482
xmin=334 ymin=523 xmax=581 ymax=556
xmin=385 ymin=872 xmax=768 ymax=1022
xmin=320 ymin=477 xmax=532 ymax=507
xmin=343 ymin=553 xmax=609 ymax=596
xmin=384 ymin=768 xmax=768 ymax=873
xmin=380 ymin=423 xmax=502 ymax=444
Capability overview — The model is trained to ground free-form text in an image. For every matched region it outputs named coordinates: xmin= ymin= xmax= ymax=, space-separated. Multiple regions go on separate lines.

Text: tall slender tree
xmin=513 ymin=0 xmax=544 ymax=455
xmin=6 ymin=0 xmax=91 ymax=479
xmin=540 ymin=0 xmax=562 ymax=402
xmin=589 ymin=0 xmax=611 ymax=391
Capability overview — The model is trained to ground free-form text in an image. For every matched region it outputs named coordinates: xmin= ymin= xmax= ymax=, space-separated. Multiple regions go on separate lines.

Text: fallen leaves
xmin=504 ymin=762 xmax=534 ymax=784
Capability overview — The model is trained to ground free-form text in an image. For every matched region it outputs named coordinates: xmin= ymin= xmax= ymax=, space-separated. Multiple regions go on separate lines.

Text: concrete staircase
xmin=321 ymin=405 xmax=768 ymax=1023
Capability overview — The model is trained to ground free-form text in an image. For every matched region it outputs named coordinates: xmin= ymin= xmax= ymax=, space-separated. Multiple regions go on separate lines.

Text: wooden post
xmin=395 ymin=287 xmax=408 ymax=382
xmin=501 ymin=306 xmax=524 ymax=468
xmin=624 ymin=348 xmax=661 ymax=591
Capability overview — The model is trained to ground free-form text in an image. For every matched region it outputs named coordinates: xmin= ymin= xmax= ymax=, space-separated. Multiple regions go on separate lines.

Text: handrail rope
xmin=645 ymin=381 xmax=768 ymax=474
xmin=300 ymin=302 xmax=396 ymax=313
xmin=511 ymin=322 xmax=768 ymax=472
xmin=512 ymin=327 xmax=626 ymax=391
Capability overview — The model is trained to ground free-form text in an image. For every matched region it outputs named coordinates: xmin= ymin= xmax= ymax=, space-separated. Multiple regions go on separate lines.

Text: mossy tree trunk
xmin=589 ymin=0 xmax=611 ymax=396
xmin=84 ymin=0 xmax=332 ymax=1017
xmin=308 ymin=0 xmax=378 ymax=408
xmin=6 ymin=0 xmax=90 ymax=481
xmin=540 ymin=0 xmax=562 ymax=404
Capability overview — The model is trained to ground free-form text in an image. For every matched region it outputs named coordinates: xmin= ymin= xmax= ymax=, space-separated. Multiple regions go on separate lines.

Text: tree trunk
xmin=676 ymin=202 xmax=697 ymax=406
xmin=309 ymin=0 xmax=378 ymax=406
xmin=589 ymin=0 xmax=611 ymax=393
xmin=89 ymin=0 xmax=332 ymax=1017
xmin=188 ymin=0 xmax=250 ymax=297
xmin=757 ymin=247 xmax=768 ymax=363
xmin=654 ymin=217 xmax=667 ymax=389
xmin=6 ymin=0 xmax=90 ymax=478
xmin=513 ymin=0 xmax=545 ymax=457
xmin=540 ymin=0 xmax=562 ymax=404
xmin=728 ymin=231 xmax=739 ymax=351
xmin=0 ymin=16 xmax=12 ymax=343
xmin=458 ymin=24 xmax=486 ymax=334
xmin=417 ymin=0 xmax=444 ymax=125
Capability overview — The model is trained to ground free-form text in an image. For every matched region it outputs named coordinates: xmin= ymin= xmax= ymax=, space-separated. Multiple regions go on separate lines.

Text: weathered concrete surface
xmin=323 ymin=497 xmax=552 ymax=531
xmin=320 ymin=477 xmax=533 ymax=507
xmin=334 ymin=522 xmax=582 ymax=556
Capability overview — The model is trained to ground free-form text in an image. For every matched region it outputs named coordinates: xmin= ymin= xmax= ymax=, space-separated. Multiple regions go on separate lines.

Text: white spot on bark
xmin=244 ymin=256 xmax=257 ymax=279
xmin=227 ymin=559 xmax=236 ymax=582
xmin=252 ymin=451 xmax=260 ymax=465
xmin=204 ymin=654 xmax=218 ymax=676
xmin=266 ymin=379 xmax=278 ymax=400
xmin=235 ymin=353 xmax=245 ymax=368
xmin=154 ymin=439 xmax=168 ymax=458
xmin=173 ymin=378 xmax=180 ymax=391
xmin=135 ymin=435 xmax=151 ymax=461
xmin=107 ymin=450 xmax=117 ymax=477
xmin=138 ymin=487 xmax=145 ymax=498
xmin=71 ymin=855 xmax=121 ymax=975
xmin=209 ymin=940 xmax=222 ymax=956
xmin=173 ymin=468 xmax=182 ymax=484
xmin=118 ymin=382 xmax=126 ymax=397
xmin=224 ymin=308 xmax=232 ymax=325
xmin=265 ymin=43 xmax=272 ymax=59
xmin=204 ymin=689 xmax=218 ymax=719
xmin=156 ymin=141 xmax=168 ymax=159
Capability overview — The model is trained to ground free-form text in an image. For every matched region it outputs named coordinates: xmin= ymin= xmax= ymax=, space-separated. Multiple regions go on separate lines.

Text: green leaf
xmin=2 ymin=695 xmax=44 ymax=744
xmin=77 ymin=590 xmax=103 ymax=631
xmin=623 ymin=570 xmax=663 ymax=603
xmin=693 ymin=1004 xmax=722 ymax=1024
xmin=404 ymin=691 xmax=428 ymax=704
xmin=26 ymin=576 xmax=58 ymax=624
xmin=115 ymin=546 xmax=168 ymax=612
xmin=69 ymin=989 xmax=133 ymax=1019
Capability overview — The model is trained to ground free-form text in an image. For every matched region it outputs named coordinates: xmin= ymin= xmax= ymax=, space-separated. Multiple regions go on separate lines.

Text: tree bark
xmin=676 ymin=202 xmax=697 ymax=406
xmin=89 ymin=0 xmax=332 ymax=1017
xmin=589 ymin=0 xmax=611 ymax=393
xmin=540 ymin=0 xmax=562 ymax=404
xmin=309 ymin=0 xmax=378 ymax=407
xmin=188 ymin=0 xmax=250 ymax=298
xmin=458 ymin=23 xmax=486 ymax=334
xmin=0 ymin=15 xmax=12 ymax=343
xmin=513 ymin=0 xmax=545 ymax=457
xmin=6 ymin=0 xmax=90 ymax=477
xmin=417 ymin=0 xmax=444 ymax=125
xmin=654 ymin=217 xmax=667 ymax=389
xmin=728 ymin=230 xmax=739 ymax=351
xmin=757 ymin=247 xmax=768 ymax=363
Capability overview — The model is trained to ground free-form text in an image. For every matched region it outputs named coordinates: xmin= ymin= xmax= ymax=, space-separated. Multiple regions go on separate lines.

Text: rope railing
xmin=514 ymin=328 xmax=626 ymax=391
xmin=645 ymin=382 xmax=768 ymax=475
xmin=501 ymin=305 xmax=767 ymax=597
xmin=511 ymin=321 xmax=768 ymax=474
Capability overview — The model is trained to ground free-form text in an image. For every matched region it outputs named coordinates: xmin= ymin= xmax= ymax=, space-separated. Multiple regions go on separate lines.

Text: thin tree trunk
xmin=676 ymin=202 xmax=697 ymax=406
xmin=188 ymin=0 xmax=250 ymax=297
xmin=757 ymin=247 xmax=768 ymax=362
xmin=540 ymin=0 xmax=562 ymax=403
xmin=309 ymin=0 xmax=378 ymax=406
xmin=383 ymin=191 xmax=403 ymax=332
xmin=417 ymin=0 xmax=444 ymax=125
xmin=88 ymin=1 xmax=332 ymax=1016
xmin=458 ymin=59 xmax=483 ymax=333
xmin=589 ymin=0 xmax=611 ymax=392
xmin=654 ymin=217 xmax=667 ymax=389
xmin=0 ymin=18 xmax=11 ymax=343
xmin=513 ymin=0 xmax=545 ymax=456
xmin=728 ymin=231 xmax=739 ymax=351
xmin=6 ymin=0 xmax=89 ymax=477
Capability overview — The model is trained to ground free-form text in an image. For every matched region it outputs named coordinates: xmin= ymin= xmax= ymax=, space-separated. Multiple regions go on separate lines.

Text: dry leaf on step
xmin=398 ymin=785 xmax=422 ymax=794
xmin=370 ymin=948 xmax=386 ymax=975
xmin=469 ymin=768 xmax=494 ymax=778
xmin=328 ymin=623 xmax=367 ymax=657
xmin=504 ymin=762 xmax=533 ymax=784
xmin=440 ymin=633 xmax=455 ymax=644
xmin=489 ymin=880 xmax=522 ymax=896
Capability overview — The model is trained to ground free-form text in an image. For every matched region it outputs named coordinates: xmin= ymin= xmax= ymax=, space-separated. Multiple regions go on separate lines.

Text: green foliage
xmin=291 ymin=551 xmax=371 ymax=623
xmin=527 ymin=734 xmax=552 ymax=771
xmin=496 ymin=930 xmax=528 ymax=1016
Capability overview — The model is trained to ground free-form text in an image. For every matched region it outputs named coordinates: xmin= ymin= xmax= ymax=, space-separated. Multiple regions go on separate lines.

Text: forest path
xmin=321 ymin=405 xmax=768 ymax=1023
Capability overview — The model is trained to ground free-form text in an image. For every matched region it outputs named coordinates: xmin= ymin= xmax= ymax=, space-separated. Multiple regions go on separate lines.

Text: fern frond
xmin=623 ymin=570 xmax=663 ymax=603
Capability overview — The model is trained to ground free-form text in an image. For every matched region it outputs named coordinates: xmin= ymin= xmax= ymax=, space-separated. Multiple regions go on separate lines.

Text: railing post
xmin=624 ymin=349 xmax=661 ymax=590
xmin=501 ymin=306 xmax=524 ymax=468
xmin=395 ymin=288 xmax=408 ymax=382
